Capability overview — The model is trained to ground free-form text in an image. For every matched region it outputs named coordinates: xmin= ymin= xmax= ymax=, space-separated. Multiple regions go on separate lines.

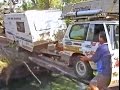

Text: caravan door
xmin=14 ymin=14 xmax=33 ymax=52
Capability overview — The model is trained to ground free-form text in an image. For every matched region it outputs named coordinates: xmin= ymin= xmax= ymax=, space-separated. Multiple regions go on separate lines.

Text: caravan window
xmin=16 ymin=22 xmax=25 ymax=33
xmin=69 ymin=24 xmax=89 ymax=40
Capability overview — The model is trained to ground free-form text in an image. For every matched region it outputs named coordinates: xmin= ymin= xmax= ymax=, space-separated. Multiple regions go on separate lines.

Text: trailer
xmin=29 ymin=55 xmax=90 ymax=85
xmin=4 ymin=10 xmax=67 ymax=52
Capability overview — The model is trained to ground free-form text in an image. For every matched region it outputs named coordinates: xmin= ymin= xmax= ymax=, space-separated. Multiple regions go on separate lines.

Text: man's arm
xmin=80 ymin=47 xmax=101 ymax=62
xmin=80 ymin=55 xmax=92 ymax=62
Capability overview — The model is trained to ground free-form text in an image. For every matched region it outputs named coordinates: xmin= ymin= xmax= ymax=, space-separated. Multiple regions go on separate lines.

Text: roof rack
xmin=76 ymin=14 xmax=119 ymax=21
xmin=62 ymin=10 xmax=119 ymax=22
xmin=61 ymin=0 xmax=119 ymax=21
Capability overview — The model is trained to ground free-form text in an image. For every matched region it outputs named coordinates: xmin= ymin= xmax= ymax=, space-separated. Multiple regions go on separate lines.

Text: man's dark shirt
xmin=91 ymin=43 xmax=112 ymax=76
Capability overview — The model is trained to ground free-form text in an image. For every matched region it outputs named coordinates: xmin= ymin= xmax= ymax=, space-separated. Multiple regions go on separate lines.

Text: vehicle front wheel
xmin=72 ymin=56 xmax=94 ymax=80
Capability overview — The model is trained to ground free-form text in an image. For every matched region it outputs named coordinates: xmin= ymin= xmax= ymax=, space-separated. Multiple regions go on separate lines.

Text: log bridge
xmin=29 ymin=55 xmax=90 ymax=85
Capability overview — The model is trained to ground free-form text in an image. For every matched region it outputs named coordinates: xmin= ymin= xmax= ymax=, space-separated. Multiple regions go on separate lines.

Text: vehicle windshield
xmin=106 ymin=24 xmax=119 ymax=49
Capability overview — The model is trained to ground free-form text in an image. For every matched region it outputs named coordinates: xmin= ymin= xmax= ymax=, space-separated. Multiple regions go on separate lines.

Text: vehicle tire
xmin=72 ymin=56 xmax=94 ymax=80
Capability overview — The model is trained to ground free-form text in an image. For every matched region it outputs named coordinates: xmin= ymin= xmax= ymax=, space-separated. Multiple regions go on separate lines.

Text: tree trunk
xmin=44 ymin=0 xmax=50 ymax=9
xmin=31 ymin=0 xmax=36 ymax=6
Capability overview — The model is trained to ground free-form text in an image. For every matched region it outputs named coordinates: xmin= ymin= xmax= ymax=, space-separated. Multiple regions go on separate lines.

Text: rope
xmin=23 ymin=61 xmax=41 ymax=85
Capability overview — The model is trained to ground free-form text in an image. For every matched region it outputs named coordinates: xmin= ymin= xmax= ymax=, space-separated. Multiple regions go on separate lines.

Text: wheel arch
xmin=69 ymin=52 xmax=85 ymax=66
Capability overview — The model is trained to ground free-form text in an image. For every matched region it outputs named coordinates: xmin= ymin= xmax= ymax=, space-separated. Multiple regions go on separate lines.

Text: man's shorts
xmin=90 ymin=74 xmax=111 ymax=90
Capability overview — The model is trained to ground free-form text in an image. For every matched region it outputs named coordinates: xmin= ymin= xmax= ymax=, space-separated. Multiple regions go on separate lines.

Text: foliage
xmin=50 ymin=0 xmax=62 ymax=9
xmin=0 ymin=56 xmax=10 ymax=74
xmin=34 ymin=0 xmax=62 ymax=10
xmin=35 ymin=0 xmax=48 ymax=10
xmin=51 ymin=76 xmax=79 ymax=90
xmin=22 ymin=0 xmax=90 ymax=10
xmin=22 ymin=2 xmax=28 ymax=10
xmin=22 ymin=1 xmax=33 ymax=10
xmin=64 ymin=18 xmax=73 ymax=27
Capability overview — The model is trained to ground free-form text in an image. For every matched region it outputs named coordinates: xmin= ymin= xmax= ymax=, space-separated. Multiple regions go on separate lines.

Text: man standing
xmin=80 ymin=31 xmax=112 ymax=90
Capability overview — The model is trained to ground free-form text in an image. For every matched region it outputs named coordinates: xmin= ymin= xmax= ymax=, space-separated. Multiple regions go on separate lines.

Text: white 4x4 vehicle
xmin=62 ymin=20 xmax=119 ymax=87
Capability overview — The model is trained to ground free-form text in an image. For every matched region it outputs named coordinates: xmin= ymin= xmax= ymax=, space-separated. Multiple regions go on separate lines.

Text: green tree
xmin=35 ymin=0 xmax=50 ymax=10
xmin=22 ymin=1 xmax=34 ymax=10
xmin=35 ymin=0 xmax=62 ymax=10
xmin=23 ymin=0 xmax=64 ymax=10
xmin=50 ymin=0 xmax=62 ymax=9
xmin=22 ymin=0 xmax=90 ymax=10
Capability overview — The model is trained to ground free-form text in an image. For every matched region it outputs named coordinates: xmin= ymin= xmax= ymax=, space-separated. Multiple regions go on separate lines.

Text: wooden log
xmin=29 ymin=56 xmax=90 ymax=85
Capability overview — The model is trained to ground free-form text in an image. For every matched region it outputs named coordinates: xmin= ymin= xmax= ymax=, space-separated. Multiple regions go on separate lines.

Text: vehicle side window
xmin=87 ymin=24 xmax=105 ymax=42
xmin=69 ymin=24 xmax=89 ymax=40
xmin=86 ymin=24 xmax=95 ymax=41
xmin=106 ymin=24 xmax=119 ymax=49
xmin=115 ymin=25 xmax=119 ymax=49
xmin=16 ymin=22 xmax=25 ymax=33
xmin=93 ymin=24 xmax=105 ymax=42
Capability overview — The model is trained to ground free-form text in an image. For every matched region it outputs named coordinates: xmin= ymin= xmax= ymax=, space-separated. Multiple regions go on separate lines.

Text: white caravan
xmin=4 ymin=10 xmax=67 ymax=52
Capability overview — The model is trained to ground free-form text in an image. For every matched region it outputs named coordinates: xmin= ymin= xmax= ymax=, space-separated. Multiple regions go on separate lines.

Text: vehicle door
xmin=106 ymin=24 xmax=119 ymax=87
xmin=63 ymin=23 xmax=89 ymax=53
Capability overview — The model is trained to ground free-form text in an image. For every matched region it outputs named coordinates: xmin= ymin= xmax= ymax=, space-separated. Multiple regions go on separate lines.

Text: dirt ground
xmin=0 ymin=34 xmax=8 ymax=47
